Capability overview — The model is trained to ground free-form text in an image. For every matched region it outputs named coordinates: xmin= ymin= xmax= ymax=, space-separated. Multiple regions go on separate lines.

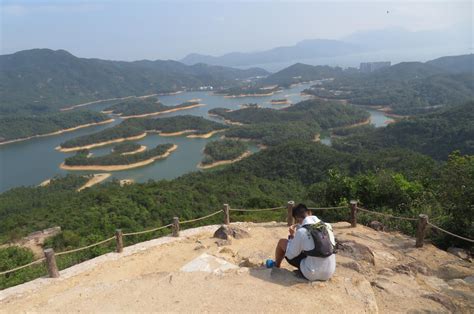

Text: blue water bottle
xmin=265 ymin=259 xmax=275 ymax=268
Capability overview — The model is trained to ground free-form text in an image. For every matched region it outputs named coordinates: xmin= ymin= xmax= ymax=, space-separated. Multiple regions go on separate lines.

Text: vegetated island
xmin=198 ymin=139 xmax=251 ymax=169
xmin=60 ymin=143 xmax=177 ymax=171
xmin=102 ymin=97 xmax=205 ymax=119
xmin=270 ymin=98 xmax=290 ymax=105
xmin=0 ymin=111 xmax=113 ymax=145
xmin=111 ymin=142 xmax=147 ymax=155
xmin=214 ymin=85 xmax=280 ymax=98
xmin=57 ymin=115 xmax=227 ymax=152
xmin=239 ymin=103 xmax=261 ymax=109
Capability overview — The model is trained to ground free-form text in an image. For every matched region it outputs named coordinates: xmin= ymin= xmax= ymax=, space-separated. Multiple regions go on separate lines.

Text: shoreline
xmin=0 ymin=119 xmax=115 ymax=147
xmin=197 ymin=150 xmax=252 ymax=169
xmin=223 ymin=92 xmax=274 ymax=98
xmin=60 ymin=94 xmax=159 ymax=111
xmin=56 ymin=132 xmax=147 ymax=152
xmin=186 ymin=130 xmax=225 ymax=139
xmin=121 ymin=145 xmax=147 ymax=155
xmin=340 ymin=117 xmax=371 ymax=129
xmin=119 ymin=104 xmax=205 ymax=119
xmin=60 ymin=144 xmax=178 ymax=171
xmin=77 ymin=173 xmax=111 ymax=191
xmin=159 ymin=130 xmax=197 ymax=137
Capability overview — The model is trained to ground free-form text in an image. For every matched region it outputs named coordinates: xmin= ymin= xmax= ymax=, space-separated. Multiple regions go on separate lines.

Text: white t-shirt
xmin=285 ymin=215 xmax=336 ymax=281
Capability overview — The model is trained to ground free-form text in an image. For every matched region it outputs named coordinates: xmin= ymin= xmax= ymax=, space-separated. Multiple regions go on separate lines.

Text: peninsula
xmin=198 ymin=139 xmax=250 ymax=169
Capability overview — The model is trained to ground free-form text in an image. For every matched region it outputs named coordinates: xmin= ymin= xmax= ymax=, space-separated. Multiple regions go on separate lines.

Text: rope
xmin=123 ymin=224 xmax=173 ymax=236
xmin=180 ymin=210 xmax=223 ymax=224
xmin=308 ymin=206 xmax=348 ymax=210
xmin=55 ymin=236 xmax=116 ymax=256
xmin=0 ymin=258 xmax=46 ymax=276
xmin=229 ymin=206 xmax=285 ymax=212
xmin=428 ymin=222 xmax=474 ymax=243
xmin=356 ymin=207 xmax=418 ymax=221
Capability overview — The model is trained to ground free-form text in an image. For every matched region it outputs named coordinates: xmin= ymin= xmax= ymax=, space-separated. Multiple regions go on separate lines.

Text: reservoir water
xmin=0 ymin=82 xmax=392 ymax=192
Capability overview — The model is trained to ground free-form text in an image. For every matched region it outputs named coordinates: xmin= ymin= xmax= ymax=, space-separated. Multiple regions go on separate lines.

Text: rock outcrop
xmin=1 ymin=222 xmax=473 ymax=313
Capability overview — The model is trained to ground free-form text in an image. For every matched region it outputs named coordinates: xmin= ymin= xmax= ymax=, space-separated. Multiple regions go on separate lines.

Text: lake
xmin=0 ymin=82 xmax=392 ymax=192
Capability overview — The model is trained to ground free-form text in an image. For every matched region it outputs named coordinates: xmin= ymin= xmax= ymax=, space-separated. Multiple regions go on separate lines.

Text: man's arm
xmin=285 ymin=229 xmax=304 ymax=259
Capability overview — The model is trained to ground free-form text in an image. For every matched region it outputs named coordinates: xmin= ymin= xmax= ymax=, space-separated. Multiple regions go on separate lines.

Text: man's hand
xmin=288 ymin=225 xmax=296 ymax=239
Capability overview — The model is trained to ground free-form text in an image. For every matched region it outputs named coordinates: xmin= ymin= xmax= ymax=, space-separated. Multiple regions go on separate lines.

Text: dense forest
xmin=103 ymin=98 xmax=200 ymax=117
xmin=64 ymin=144 xmax=174 ymax=167
xmin=0 ymin=49 xmax=268 ymax=114
xmin=60 ymin=116 xmax=227 ymax=149
xmin=201 ymin=139 xmax=248 ymax=165
xmin=0 ymin=110 xmax=110 ymax=143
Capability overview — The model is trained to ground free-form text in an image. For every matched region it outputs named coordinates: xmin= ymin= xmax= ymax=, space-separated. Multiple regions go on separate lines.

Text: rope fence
xmin=2 ymin=200 xmax=473 ymax=280
xmin=356 ymin=206 xmax=418 ymax=221
xmin=428 ymin=222 xmax=474 ymax=243
xmin=229 ymin=206 xmax=285 ymax=212
xmin=0 ymin=258 xmax=45 ymax=276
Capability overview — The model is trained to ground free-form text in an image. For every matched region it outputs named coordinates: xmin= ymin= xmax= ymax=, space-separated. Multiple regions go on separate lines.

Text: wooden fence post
xmin=115 ymin=229 xmax=123 ymax=253
xmin=44 ymin=248 xmax=60 ymax=278
xmin=172 ymin=217 xmax=180 ymax=237
xmin=350 ymin=200 xmax=358 ymax=227
xmin=416 ymin=214 xmax=428 ymax=248
xmin=223 ymin=204 xmax=230 ymax=225
xmin=287 ymin=201 xmax=295 ymax=226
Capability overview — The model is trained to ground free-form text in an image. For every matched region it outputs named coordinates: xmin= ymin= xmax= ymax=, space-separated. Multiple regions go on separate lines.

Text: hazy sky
xmin=1 ymin=0 xmax=472 ymax=60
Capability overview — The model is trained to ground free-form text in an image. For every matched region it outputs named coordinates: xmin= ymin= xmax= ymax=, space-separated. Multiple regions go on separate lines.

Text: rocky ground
xmin=0 ymin=222 xmax=472 ymax=313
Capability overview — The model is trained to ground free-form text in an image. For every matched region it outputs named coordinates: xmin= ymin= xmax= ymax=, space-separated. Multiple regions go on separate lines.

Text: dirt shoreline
xmin=119 ymin=104 xmax=205 ymax=119
xmin=121 ymin=145 xmax=147 ymax=156
xmin=60 ymin=94 xmax=159 ymax=111
xmin=77 ymin=173 xmax=111 ymax=191
xmin=186 ymin=130 xmax=225 ymax=139
xmin=60 ymin=144 xmax=178 ymax=171
xmin=56 ymin=133 xmax=147 ymax=152
xmin=197 ymin=150 xmax=252 ymax=169
xmin=0 ymin=119 xmax=115 ymax=146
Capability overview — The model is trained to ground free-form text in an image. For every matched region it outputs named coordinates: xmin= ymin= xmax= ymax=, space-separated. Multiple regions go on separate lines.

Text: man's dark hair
xmin=292 ymin=203 xmax=309 ymax=219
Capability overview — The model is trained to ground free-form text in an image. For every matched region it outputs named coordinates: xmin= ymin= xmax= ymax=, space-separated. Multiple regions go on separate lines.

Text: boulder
xmin=337 ymin=240 xmax=375 ymax=265
xmin=368 ymin=221 xmax=385 ymax=232
xmin=422 ymin=293 xmax=457 ymax=312
xmin=213 ymin=225 xmax=250 ymax=240
xmin=447 ymin=247 xmax=471 ymax=261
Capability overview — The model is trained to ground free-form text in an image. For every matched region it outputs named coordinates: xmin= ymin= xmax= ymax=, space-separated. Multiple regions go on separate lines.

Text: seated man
xmin=274 ymin=203 xmax=336 ymax=281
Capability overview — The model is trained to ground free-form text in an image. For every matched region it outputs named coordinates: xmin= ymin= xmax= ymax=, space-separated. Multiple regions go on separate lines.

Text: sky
xmin=1 ymin=0 xmax=472 ymax=61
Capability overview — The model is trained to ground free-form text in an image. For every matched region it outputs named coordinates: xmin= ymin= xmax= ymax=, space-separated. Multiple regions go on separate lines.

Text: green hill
xmin=0 ymin=49 xmax=267 ymax=114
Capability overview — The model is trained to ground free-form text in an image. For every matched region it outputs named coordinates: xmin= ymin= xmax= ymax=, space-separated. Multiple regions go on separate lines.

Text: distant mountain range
xmin=0 ymin=49 xmax=268 ymax=114
xmin=181 ymin=39 xmax=363 ymax=67
xmin=180 ymin=27 xmax=471 ymax=68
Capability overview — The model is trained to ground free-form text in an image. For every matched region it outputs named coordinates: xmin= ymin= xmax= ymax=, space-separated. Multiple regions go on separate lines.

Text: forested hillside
xmin=333 ymin=102 xmax=474 ymax=160
xmin=303 ymin=55 xmax=474 ymax=115
xmin=0 ymin=49 xmax=267 ymax=114
xmin=0 ymin=111 xmax=110 ymax=143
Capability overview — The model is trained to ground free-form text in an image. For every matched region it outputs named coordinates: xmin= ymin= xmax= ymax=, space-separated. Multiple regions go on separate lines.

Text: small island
xmin=112 ymin=142 xmax=147 ymax=155
xmin=198 ymin=139 xmax=250 ymax=169
xmin=102 ymin=97 xmax=204 ymax=119
xmin=239 ymin=103 xmax=261 ymax=109
xmin=61 ymin=143 xmax=177 ymax=171
xmin=58 ymin=116 xmax=227 ymax=152
xmin=270 ymin=98 xmax=290 ymax=105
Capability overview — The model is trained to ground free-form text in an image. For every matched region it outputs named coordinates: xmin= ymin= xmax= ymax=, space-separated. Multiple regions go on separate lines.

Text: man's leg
xmin=275 ymin=238 xmax=288 ymax=268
